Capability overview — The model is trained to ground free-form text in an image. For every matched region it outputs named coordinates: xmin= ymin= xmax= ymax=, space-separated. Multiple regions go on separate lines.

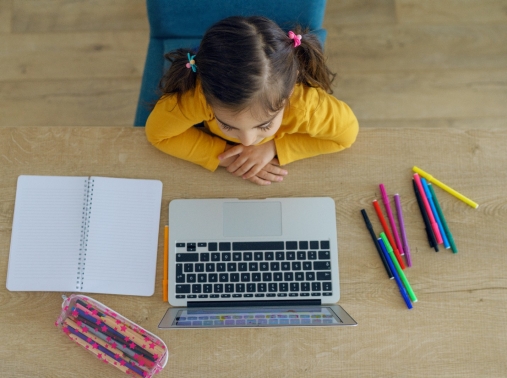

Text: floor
xmin=1 ymin=0 xmax=506 ymax=128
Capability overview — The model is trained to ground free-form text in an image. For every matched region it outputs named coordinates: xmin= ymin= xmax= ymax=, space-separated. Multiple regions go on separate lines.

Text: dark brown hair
xmin=159 ymin=16 xmax=335 ymax=115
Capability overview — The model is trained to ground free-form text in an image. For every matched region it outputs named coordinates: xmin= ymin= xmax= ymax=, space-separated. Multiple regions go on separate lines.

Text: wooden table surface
xmin=1 ymin=126 xmax=506 ymax=377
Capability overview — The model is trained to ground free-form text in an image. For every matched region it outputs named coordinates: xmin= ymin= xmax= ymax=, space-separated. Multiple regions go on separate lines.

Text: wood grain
xmin=1 ymin=126 xmax=507 ymax=377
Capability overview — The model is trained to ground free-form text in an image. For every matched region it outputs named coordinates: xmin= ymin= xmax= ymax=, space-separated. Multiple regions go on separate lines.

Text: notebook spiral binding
xmin=77 ymin=178 xmax=94 ymax=290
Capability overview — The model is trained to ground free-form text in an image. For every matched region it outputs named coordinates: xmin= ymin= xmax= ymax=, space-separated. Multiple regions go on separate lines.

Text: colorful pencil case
xmin=55 ymin=294 xmax=168 ymax=377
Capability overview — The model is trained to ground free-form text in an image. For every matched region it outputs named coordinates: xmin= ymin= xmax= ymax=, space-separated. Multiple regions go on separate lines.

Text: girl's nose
xmin=238 ymin=132 xmax=257 ymax=146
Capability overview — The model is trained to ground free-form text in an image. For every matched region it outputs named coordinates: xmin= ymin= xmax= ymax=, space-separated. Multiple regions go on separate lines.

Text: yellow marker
xmin=412 ymin=166 xmax=479 ymax=209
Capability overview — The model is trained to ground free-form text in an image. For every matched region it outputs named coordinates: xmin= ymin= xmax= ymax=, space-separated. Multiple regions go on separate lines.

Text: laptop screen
xmin=158 ymin=305 xmax=356 ymax=328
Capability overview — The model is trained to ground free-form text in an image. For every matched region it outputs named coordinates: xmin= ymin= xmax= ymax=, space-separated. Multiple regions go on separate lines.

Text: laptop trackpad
xmin=223 ymin=201 xmax=282 ymax=237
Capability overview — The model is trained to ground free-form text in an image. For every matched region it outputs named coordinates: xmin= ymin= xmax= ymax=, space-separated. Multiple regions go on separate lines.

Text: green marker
xmin=380 ymin=232 xmax=417 ymax=302
xmin=428 ymin=183 xmax=458 ymax=254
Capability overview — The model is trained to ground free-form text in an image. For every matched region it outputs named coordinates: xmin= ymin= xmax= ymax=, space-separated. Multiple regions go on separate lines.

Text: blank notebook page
xmin=82 ymin=177 xmax=162 ymax=296
xmin=7 ymin=176 xmax=87 ymax=291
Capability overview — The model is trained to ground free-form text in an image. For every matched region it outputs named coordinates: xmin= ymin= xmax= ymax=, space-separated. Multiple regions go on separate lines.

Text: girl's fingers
xmin=218 ymin=145 xmax=243 ymax=161
xmin=248 ymin=175 xmax=272 ymax=186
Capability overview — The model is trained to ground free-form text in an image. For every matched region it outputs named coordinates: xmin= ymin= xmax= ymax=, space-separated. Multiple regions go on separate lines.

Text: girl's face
xmin=213 ymin=105 xmax=285 ymax=146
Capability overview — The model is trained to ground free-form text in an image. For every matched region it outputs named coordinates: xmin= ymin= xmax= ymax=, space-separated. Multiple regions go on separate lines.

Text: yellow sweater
xmin=146 ymin=82 xmax=359 ymax=171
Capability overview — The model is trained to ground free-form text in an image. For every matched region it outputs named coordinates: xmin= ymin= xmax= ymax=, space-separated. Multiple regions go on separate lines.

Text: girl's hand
xmin=218 ymin=140 xmax=285 ymax=179
xmin=246 ymin=158 xmax=288 ymax=186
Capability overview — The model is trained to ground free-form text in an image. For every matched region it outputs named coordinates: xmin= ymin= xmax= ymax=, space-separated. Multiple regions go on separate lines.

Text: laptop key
xmin=273 ymin=272 xmax=283 ymax=281
xmin=225 ymin=284 xmax=234 ymax=292
xmin=230 ymin=273 xmax=239 ymax=282
xmin=236 ymin=283 xmax=245 ymax=292
xmin=310 ymin=241 xmax=319 ymax=249
xmin=198 ymin=274 xmax=207 ymax=283
xmin=303 ymin=262 xmax=312 ymax=270
xmin=275 ymin=251 xmax=284 ymax=260
xmin=314 ymin=261 xmax=331 ymax=270
xmin=317 ymin=272 xmax=331 ymax=280
xmin=205 ymin=263 xmax=215 ymax=272
xmin=260 ymin=262 xmax=269 ymax=271
xmin=312 ymin=282 xmax=321 ymax=291
xmin=200 ymin=253 xmax=210 ymax=262
xmin=321 ymin=240 xmax=330 ymax=249
xmin=187 ymin=274 xmax=196 ymax=283
xmin=290 ymin=282 xmax=299 ymax=291
xmin=203 ymin=284 xmax=212 ymax=293
xmin=279 ymin=283 xmax=288 ymax=292
xmin=262 ymin=272 xmax=272 ymax=281
xmin=222 ymin=252 xmax=231 ymax=261
xmin=238 ymin=263 xmax=248 ymax=271
xmin=249 ymin=262 xmax=258 ymax=271
xmin=233 ymin=252 xmax=242 ymax=261
xmin=176 ymin=253 xmax=198 ymax=262
xmin=211 ymin=253 xmax=220 ymax=261
xmin=176 ymin=284 xmax=190 ymax=293
xmin=265 ymin=251 xmax=274 ymax=260
xmin=252 ymin=273 xmax=261 ymax=282
xmin=299 ymin=241 xmax=309 ymax=250
xmin=297 ymin=251 xmax=306 ymax=260
xmin=270 ymin=262 xmax=280 ymax=271
xmin=286 ymin=241 xmax=298 ymax=250
xmin=217 ymin=263 xmax=226 ymax=272
xmin=208 ymin=242 xmax=217 ymax=251
xmin=227 ymin=262 xmax=237 ymax=271
xmin=233 ymin=241 xmax=284 ymax=251
xmin=195 ymin=263 xmax=204 ymax=272
xmin=214 ymin=284 xmax=223 ymax=293
xmin=243 ymin=252 xmax=252 ymax=261
xmin=286 ymin=251 xmax=295 ymax=260
xmin=318 ymin=251 xmax=331 ymax=260
xmin=301 ymin=282 xmax=310 ymax=291
xmin=295 ymin=272 xmax=304 ymax=281
xmin=257 ymin=283 xmax=267 ymax=292
xmin=241 ymin=273 xmax=250 ymax=282
xmin=209 ymin=274 xmax=218 ymax=282
xmin=192 ymin=284 xmax=201 ymax=293
xmin=187 ymin=243 xmax=196 ymax=251
xmin=306 ymin=272 xmax=315 ymax=280
xmin=184 ymin=263 xmax=193 ymax=272
xmin=268 ymin=283 xmax=277 ymax=292
xmin=219 ymin=273 xmax=228 ymax=282
xmin=254 ymin=252 xmax=263 ymax=261
xmin=323 ymin=282 xmax=332 ymax=291
xmin=247 ymin=283 xmax=256 ymax=292
xmin=219 ymin=242 xmax=231 ymax=251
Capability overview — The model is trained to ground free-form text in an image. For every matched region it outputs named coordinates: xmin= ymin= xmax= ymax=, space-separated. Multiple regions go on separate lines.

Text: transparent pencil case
xmin=55 ymin=294 xmax=168 ymax=377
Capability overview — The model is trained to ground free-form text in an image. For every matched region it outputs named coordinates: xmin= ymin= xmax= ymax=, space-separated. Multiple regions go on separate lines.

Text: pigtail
xmin=159 ymin=48 xmax=198 ymax=99
xmin=292 ymin=26 xmax=336 ymax=94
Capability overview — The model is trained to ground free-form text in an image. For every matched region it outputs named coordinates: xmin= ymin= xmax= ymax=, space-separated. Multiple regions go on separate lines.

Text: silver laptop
xmin=159 ymin=197 xmax=356 ymax=328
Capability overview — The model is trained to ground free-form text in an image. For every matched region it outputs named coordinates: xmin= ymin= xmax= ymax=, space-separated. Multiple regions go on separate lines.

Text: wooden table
xmin=1 ymin=127 xmax=506 ymax=377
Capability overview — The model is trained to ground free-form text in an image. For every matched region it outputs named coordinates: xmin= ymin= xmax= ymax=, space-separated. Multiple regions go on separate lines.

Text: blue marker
xmin=378 ymin=238 xmax=412 ymax=309
xmin=422 ymin=178 xmax=450 ymax=249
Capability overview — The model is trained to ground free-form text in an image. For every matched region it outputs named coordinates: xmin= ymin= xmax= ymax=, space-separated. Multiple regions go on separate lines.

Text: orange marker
xmin=163 ymin=226 xmax=169 ymax=302
xmin=372 ymin=200 xmax=406 ymax=269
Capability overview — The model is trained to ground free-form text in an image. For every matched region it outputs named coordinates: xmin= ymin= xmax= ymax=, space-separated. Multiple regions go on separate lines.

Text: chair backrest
xmin=135 ymin=0 xmax=328 ymax=126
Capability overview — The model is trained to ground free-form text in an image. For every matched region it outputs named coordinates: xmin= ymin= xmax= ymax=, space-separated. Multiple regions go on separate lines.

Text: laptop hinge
xmin=187 ymin=299 xmax=321 ymax=308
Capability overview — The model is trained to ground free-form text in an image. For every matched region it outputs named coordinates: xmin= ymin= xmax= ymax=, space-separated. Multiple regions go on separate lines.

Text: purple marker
xmin=394 ymin=194 xmax=412 ymax=267
xmin=379 ymin=184 xmax=405 ymax=256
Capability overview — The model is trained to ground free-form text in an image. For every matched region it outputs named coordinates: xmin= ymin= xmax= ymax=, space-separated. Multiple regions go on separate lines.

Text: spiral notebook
xmin=6 ymin=175 xmax=163 ymax=296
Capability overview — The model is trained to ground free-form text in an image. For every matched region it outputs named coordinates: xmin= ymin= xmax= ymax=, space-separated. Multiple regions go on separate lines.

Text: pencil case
xmin=55 ymin=294 xmax=168 ymax=377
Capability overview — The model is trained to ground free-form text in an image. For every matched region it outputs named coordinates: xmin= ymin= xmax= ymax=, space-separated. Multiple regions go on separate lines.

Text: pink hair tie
xmin=288 ymin=31 xmax=302 ymax=47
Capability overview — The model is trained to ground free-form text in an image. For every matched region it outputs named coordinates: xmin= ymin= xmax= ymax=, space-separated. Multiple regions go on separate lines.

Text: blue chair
xmin=134 ymin=0 xmax=328 ymax=126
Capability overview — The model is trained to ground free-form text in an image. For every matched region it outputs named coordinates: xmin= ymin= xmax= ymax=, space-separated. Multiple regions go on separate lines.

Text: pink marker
xmin=379 ymin=184 xmax=405 ymax=256
xmin=413 ymin=173 xmax=443 ymax=244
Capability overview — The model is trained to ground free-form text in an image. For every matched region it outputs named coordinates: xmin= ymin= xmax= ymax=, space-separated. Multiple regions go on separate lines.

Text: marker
xmin=413 ymin=179 xmax=439 ymax=251
xmin=414 ymin=173 xmax=443 ymax=244
xmin=163 ymin=225 xmax=169 ymax=302
xmin=361 ymin=209 xmax=393 ymax=279
xmin=379 ymin=184 xmax=405 ymax=256
xmin=380 ymin=233 xmax=417 ymax=303
xmin=429 ymin=183 xmax=458 ymax=253
xmin=413 ymin=166 xmax=479 ymax=209
xmin=422 ymin=178 xmax=450 ymax=249
xmin=378 ymin=238 xmax=412 ymax=309
xmin=372 ymin=200 xmax=406 ymax=269
xmin=394 ymin=194 xmax=412 ymax=267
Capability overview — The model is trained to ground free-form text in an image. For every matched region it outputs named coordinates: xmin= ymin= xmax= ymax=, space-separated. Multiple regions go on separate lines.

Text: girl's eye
xmin=219 ymin=122 xmax=234 ymax=131
xmin=258 ymin=123 xmax=272 ymax=132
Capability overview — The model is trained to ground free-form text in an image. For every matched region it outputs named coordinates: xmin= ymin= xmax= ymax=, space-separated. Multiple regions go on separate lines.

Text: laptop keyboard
xmin=174 ymin=241 xmax=333 ymax=300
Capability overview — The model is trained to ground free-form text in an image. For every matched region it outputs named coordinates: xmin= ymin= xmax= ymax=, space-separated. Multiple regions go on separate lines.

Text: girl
xmin=146 ymin=16 xmax=359 ymax=185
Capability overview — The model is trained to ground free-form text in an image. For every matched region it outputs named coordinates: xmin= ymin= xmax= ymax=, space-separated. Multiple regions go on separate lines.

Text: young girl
xmin=146 ymin=16 xmax=359 ymax=185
